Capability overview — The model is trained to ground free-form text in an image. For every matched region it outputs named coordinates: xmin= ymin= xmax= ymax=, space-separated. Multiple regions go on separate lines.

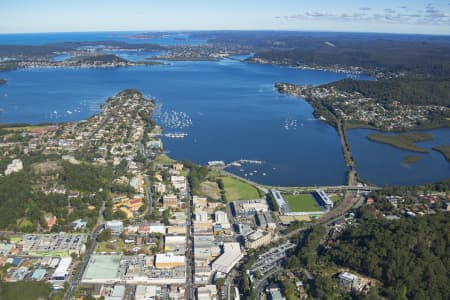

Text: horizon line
xmin=0 ymin=29 xmax=449 ymax=37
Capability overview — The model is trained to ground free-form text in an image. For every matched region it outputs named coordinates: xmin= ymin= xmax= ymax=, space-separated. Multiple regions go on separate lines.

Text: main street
xmin=64 ymin=224 xmax=103 ymax=300
xmin=185 ymin=170 xmax=195 ymax=300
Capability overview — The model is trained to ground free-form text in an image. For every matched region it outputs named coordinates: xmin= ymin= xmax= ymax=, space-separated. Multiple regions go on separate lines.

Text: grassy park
xmin=220 ymin=176 xmax=260 ymax=201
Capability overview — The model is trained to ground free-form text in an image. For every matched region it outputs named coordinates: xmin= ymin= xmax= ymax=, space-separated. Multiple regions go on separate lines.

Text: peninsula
xmin=275 ymin=82 xmax=450 ymax=131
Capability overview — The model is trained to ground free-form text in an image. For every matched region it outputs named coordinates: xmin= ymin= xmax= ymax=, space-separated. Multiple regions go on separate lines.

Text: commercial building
xmin=135 ymin=285 xmax=161 ymax=300
xmin=195 ymin=211 xmax=209 ymax=223
xmin=245 ymin=230 xmax=273 ymax=249
xmin=83 ymin=254 xmax=186 ymax=285
xmin=105 ymin=285 xmax=125 ymax=300
xmin=214 ymin=211 xmax=229 ymax=225
xmin=256 ymin=212 xmax=276 ymax=230
xmin=155 ymin=253 xmax=185 ymax=269
xmin=82 ymin=255 xmax=121 ymax=283
xmin=197 ymin=285 xmax=218 ymax=300
xmin=232 ymin=199 xmax=269 ymax=217
xmin=211 ymin=242 xmax=243 ymax=274
xmin=105 ymin=220 xmax=124 ymax=235
xmin=52 ymin=257 xmax=72 ymax=281
xmin=164 ymin=235 xmax=186 ymax=253
xmin=149 ymin=223 xmax=166 ymax=234
xmin=193 ymin=196 xmax=208 ymax=209
xmin=193 ymin=221 xmax=213 ymax=235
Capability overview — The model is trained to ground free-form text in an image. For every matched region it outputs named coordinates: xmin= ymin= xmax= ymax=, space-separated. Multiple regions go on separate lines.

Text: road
xmin=185 ymin=170 xmax=195 ymax=300
xmin=139 ymin=142 xmax=155 ymax=216
xmin=254 ymin=267 xmax=282 ymax=300
xmin=64 ymin=224 xmax=104 ymax=300
xmin=144 ymin=174 xmax=154 ymax=216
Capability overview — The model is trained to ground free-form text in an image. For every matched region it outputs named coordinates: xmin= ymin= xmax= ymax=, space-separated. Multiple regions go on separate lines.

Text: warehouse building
xmin=52 ymin=257 xmax=72 ymax=281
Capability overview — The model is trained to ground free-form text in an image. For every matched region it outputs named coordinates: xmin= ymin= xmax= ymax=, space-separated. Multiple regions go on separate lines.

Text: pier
xmin=224 ymin=159 xmax=264 ymax=168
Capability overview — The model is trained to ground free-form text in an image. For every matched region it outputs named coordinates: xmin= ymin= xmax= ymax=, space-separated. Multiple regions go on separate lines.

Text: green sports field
xmin=284 ymin=194 xmax=321 ymax=212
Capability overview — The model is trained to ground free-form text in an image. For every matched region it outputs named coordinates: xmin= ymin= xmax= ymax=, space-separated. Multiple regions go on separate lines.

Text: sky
xmin=0 ymin=0 xmax=449 ymax=35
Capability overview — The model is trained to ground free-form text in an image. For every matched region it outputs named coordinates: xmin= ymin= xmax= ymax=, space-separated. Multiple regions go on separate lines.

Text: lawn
xmin=220 ymin=176 xmax=260 ymax=201
xmin=330 ymin=194 xmax=343 ymax=203
xmin=3 ymin=125 xmax=48 ymax=132
xmin=199 ymin=180 xmax=221 ymax=200
xmin=96 ymin=239 xmax=129 ymax=253
xmin=284 ymin=194 xmax=321 ymax=212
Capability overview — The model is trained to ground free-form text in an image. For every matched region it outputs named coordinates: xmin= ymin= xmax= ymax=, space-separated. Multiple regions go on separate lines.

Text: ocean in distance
xmin=0 ymin=32 xmax=448 ymax=186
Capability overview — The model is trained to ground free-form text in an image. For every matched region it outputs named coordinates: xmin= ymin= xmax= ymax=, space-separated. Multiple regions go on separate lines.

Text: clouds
xmin=278 ymin=3 xmax=450 ymax=27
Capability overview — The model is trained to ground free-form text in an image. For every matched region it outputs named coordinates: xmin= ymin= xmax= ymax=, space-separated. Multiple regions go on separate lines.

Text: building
xmin=153 ymin=182 xmax=166 ymax=194
xmin=82 ymin=255 xmax=122 ymax=283
xmin=214 ymin=211 xmax=229 ymax=224
xmin=164 ymin=235 xmax=186 ymax=253
xmin=72 ymin=219 xmax=88 ymax=230
xmin=196 ymin=211 xmax=209 ymax=223
xmin=171 ymin=176 xmax=187 ymax=194
xmin=147 ymin=139 xmax=162 ymax=149
xmin=245 ymin=230 xmax=272 ymax=249
xmin=193 ymin=196 xmax=208 ymax=209
xmin=83 ymin=254 xmax=185 ymax=285
xmin=163 ymin=194 xmax=178 ymax=209
xmin=31 ymin=269 xmax=47 ymax=281
xmin=149 ymin=223 xmax=166 ymax=234
xmin=315 ymin=190 xmax=334 ymax=210
xmin=4 ymin=159 xmax=23 ymax=176
xmin=105 ymin=285 xmax=125 ymax=300
xmin=232 ymin=199 xmax=269 ymax=217
xmin=197 ymin=285 xmax=218 ymax=300
xmin=445 ymin=202 xmax=450 ymax=211
xmin=269 ymin=289 xmax=286 ymax=300
xmin=173 ymin=163 xmax=184 ymax=171
xmin=52 ymin=257 xmax=72 ymax=281
xmin=47 ymin=216 xmax=57 ymax=231
xmin=211 ymin=242 xmax=243 ymax=274
xmin=271 ymin=190 xmax=289 ymax=214
xmin=155 ymin=253 xmax=185 ymax=269
xmin=105 ymin=220 xmax=124 ymax=235
xmin=135 ymin=285 xmax=161 ymax=300
xmin=338 ymin=272 xmax=361 ymax=291
xmin=256 ymin=212 xmax=276 ymax=230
